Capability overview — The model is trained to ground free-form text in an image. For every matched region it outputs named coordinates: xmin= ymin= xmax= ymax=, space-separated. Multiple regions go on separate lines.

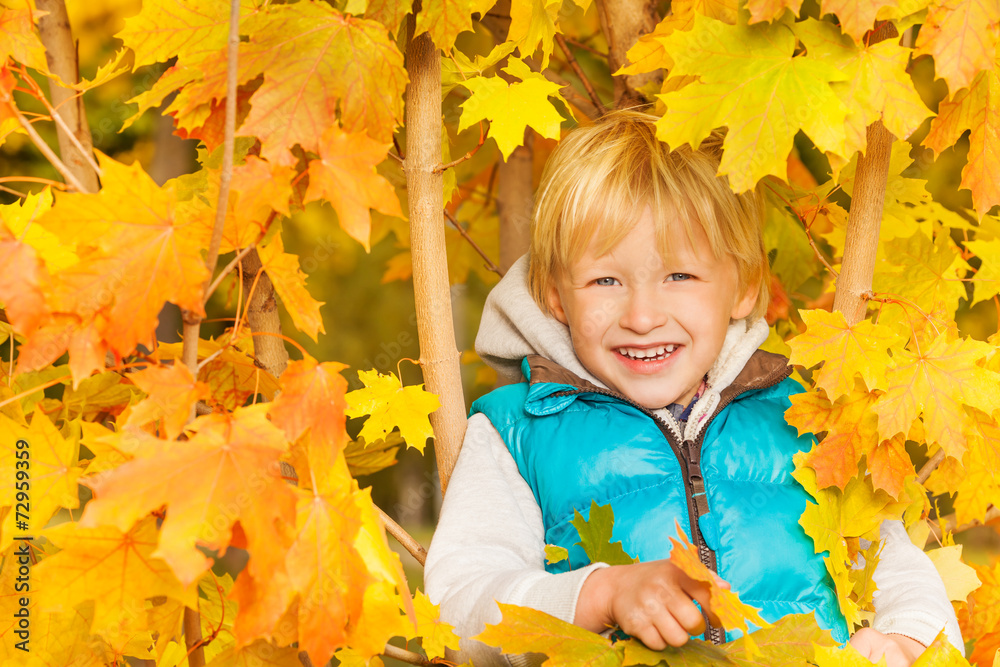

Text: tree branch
xmin=555 ymin=34 xmax=606 ymax=115
xmin=6 ymin=102 xmax=90 ymax=193
xmin=204 ymin=246 xmax=255 ymax=306
xmin=383 ymin=644 xmax=433 ymax=666
xmin=377 ymin=505 xmax=427 ymax=566
xmin=35 ymin=0 xmax=99 ymax=193
xmin=444 ymin=209 xmax=504 ymax=277
xmin=916 ymin=448 xmax=947 ymax=484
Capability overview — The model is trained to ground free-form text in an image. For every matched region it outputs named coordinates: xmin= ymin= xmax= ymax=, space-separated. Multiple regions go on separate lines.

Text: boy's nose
xmin=618 ymin=290 xmax=668 ymax=334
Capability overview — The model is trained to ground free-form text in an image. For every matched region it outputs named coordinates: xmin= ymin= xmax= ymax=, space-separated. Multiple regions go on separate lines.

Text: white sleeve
xmin=869 ymin=520 xmax=964 ymax=654
xmin=424 ymin=413 xmax=607 ymax=667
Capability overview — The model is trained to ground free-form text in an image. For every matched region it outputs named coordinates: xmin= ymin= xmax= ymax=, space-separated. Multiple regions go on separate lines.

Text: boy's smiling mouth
xmin=615 ymin=345 xmax=678 ymax=361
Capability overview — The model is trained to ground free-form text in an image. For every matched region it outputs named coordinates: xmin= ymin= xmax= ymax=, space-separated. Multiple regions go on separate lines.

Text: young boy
xmin=424 ymin=112 xmax=962 ymax=666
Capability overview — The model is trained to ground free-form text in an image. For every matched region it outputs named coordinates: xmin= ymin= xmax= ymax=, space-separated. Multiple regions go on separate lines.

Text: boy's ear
xmin=546 ymin=284 xmax=569 ymax=325
xmin=730 ymin=284 xmax=757 ymax=320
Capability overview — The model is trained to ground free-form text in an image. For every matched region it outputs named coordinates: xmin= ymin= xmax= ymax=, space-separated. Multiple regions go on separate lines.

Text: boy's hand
xmin=574 ymin=560 xmax=726 ymax=650
xmin=850 ymin=628 xmax=926 ymax=666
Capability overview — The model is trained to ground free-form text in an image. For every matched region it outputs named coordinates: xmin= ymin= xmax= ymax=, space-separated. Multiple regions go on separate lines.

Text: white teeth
xmin=617 ymin=345 xmax=678 ymax=360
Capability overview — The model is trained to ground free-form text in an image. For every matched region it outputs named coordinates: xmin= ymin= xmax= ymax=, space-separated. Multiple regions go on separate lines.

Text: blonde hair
xmin=528 ymin=110 xmax=770 ymax=322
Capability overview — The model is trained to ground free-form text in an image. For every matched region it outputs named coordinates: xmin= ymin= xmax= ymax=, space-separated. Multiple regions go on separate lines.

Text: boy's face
xmin=546 ymin=206 xmax=757 ymax=410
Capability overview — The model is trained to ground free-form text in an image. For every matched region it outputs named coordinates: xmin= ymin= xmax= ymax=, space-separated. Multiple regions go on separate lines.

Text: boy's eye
xmin=594 ymin=277 xmax=620 ymax=286
xmin=665 ymin=273 xmax=691 ymax=282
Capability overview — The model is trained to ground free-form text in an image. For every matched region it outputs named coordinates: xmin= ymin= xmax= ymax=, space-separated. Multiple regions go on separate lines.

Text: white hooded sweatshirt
xmin=423 ymin=256 xmax=963 ymax=665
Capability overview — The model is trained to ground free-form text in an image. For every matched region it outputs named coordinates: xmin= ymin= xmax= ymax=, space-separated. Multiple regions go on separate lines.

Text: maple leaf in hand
xmin=345 ymin=370 xmax=440 ymax=452
xmin=667 ymin=524 xmax=770 ymax=657
xmin=875 ymin=332 xmax=1000 ymax=458
xmin=788 ymin=309 xmax=900 ymax=401
xmin=81 ymin=405 xmax=296 ymax=585
xmin=657 ymin=14 xmax=848 ymax=192
xmin=304 ymin=124 xmax=403 ymax=252
xmin=412 ymin=589 xmax=461 ymax=658
xmin=458 ymin=57 xmax=567 ymax=159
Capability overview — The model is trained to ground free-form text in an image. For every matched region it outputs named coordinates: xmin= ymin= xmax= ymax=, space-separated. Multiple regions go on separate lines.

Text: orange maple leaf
xmin=269 ymin=357 xmax=349 ymax=489
xmin=126 ymin=363 xmax=210 ymax=440
xmin=874 ymin=332 xmax=1000 ymax=458
xmin=37 ymin=155 xmax=209 ymax=364
xmin=786 ymin=388 xmax=880 ymax=491
xmin=255 ymin=235 xmax=326 ymax=342
xmin=924 ymin=69 xmax=1000 ymax=219
xmin=667 ymin=525 xmax=770 ymax=656
xmin=915 ymin=0 xmax=999 ymax=94
xmin=80 ymin=405 xmax=296 ymax=585
xmin=957 ymin=561 xmax=1000 ymax=666
xmin=224 ymin=3 xmax=407 ymax=164
xmin=0 ymin=234 xmax=50 ymax=334
xmin=304 ymin=125 xmax=403 ymax=252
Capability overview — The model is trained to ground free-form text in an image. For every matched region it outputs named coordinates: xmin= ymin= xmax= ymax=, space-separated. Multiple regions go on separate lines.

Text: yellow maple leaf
xmin=345 ymin=370 xmax=440 ymax=452
xmin=34 ymin=517 xmax=196 ymax=633
xmin=794 ymin=19 xmax=931 ymax=155
xmin=874 ymin=332 xmax=1000 ymax=458
xmin=657 ymin=14 xmax=849 ymax=192
xmin=926 ymin=545 xmax=982 ymax=602
xmin=458 ymin=57 xmax=568 ymax=160
xmin=954 ymin=408 xmax=1000 ymax=525
xmin=789 ymin=309 xmax=899 ymax=400
xmin=0 ymin=412 xmax=83 ymax=551
xmin=412 ymin=589 xmax=461 ymax=658
xmin=872 ymin=230 xmax=970 ymax=318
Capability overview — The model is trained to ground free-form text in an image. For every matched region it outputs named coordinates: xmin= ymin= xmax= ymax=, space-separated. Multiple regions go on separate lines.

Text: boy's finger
xmin=679 ymin=577 xmax=717 ymax=628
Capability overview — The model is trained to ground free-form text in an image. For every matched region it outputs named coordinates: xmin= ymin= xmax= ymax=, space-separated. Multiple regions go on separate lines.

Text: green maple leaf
xmin=571 ymin=501 xmax=637 ymax=566
xmin=474 ymin=603 xmax=624 ymax=667
xmin=657 ymin=14 xmax=848 ymax=192
xmin=458 ymin=57 xmax=567 ymax=159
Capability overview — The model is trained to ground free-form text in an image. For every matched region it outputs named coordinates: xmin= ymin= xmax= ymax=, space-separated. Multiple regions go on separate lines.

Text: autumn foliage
xmin=0 ymin=0 xmax=999 ymax=665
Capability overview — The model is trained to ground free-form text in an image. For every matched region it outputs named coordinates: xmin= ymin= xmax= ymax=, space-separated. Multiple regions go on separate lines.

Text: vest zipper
xmin=545 ymin=364 xmax=790 ymax=646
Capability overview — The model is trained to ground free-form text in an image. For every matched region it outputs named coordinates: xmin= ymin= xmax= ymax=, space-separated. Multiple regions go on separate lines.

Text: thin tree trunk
xmin=497 ymin=131 xmax=534 ymax=273
xmin=35 ymin=0 xmax=99 ymax=193
xmin=405 ymin=15 xmax=467 ymax=494
xmin=595 ymin=0 xmax=662 ymax=108
xmin=832 ymin=124 xmax=893 ymax=325
xmin=240 ymin=248 xmax=290 ymax=378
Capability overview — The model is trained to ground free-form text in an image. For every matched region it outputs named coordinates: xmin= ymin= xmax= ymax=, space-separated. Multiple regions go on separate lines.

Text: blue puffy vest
xmin=471 ymin=353 xmax=849 ymax=644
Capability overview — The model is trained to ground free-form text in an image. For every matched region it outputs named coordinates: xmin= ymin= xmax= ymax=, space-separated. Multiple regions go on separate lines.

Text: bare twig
xmin=183 ymin=606 xmax=206 ymax=667
xmin=563 ymin=35 xmax=608 ymax=58
xmin=6 ymin=103 xmax=90 ymax=193
xmin=382 ymin=644 xmax=433 ymax=666
xmin=23 ymin=75 xmax=102 ymax=178
xmin=377 ymin=505 xmax=427 ymax=566
xmin=204 ymin=246 xmax=255 ymax=306
xmin=928 ymin=506 xmax=1000 ymax=543
xmin=555 ymin=34 xmax=606 ymax=114
xmin=434 ymin=121 xmax=485 ymax=174
xmin=916 ymin=448 xmax=947 ymax=484
xmin=444 ymin=209 xmax=504 ymax=277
